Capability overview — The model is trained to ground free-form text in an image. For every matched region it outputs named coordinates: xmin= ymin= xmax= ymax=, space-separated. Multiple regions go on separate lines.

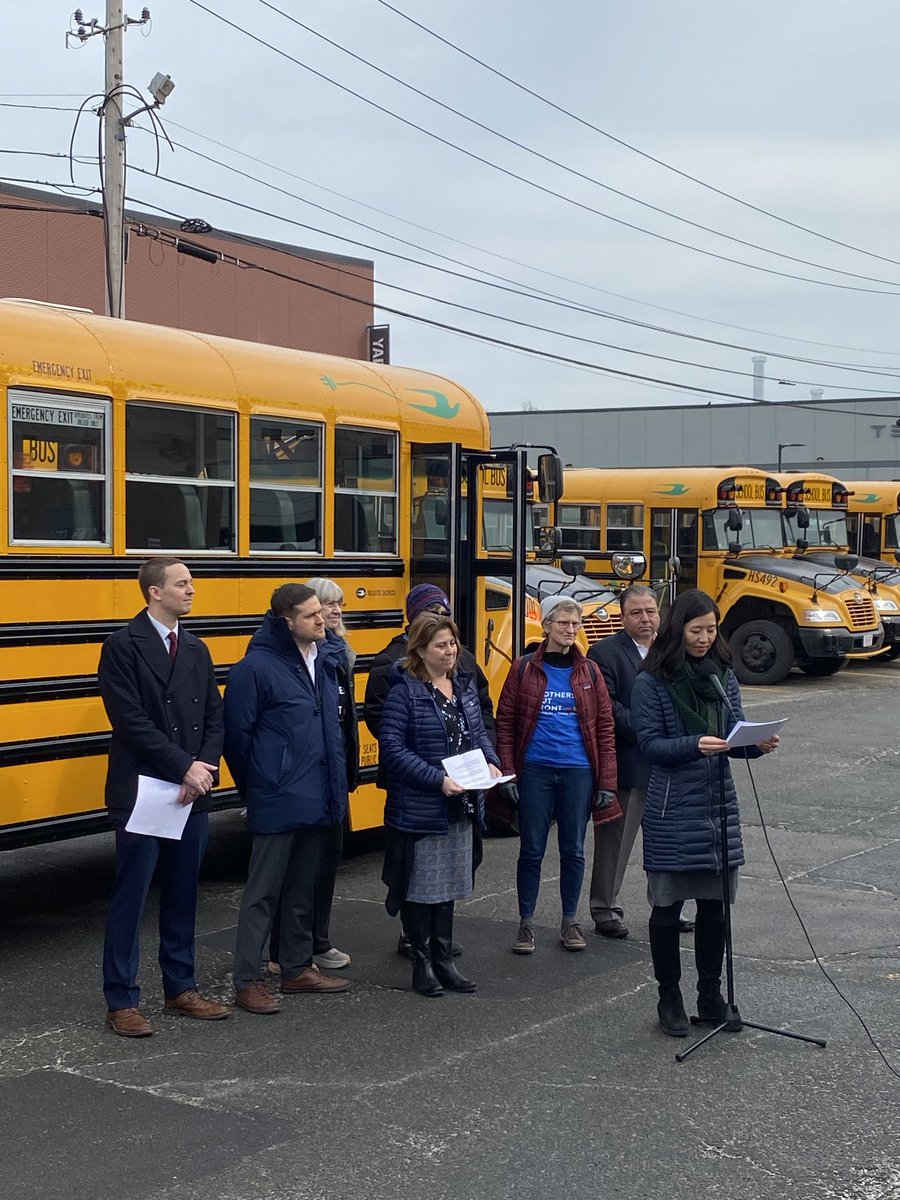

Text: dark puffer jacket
xmin=379 ymin=665 xmax=500 ymax=835
xmin=632 ymin=669 xmax=759 ymax=874
xmin=223 ymin=614 xmax=348 ymax=833
xmin=496 ymin=641 xmax=617 ymax=794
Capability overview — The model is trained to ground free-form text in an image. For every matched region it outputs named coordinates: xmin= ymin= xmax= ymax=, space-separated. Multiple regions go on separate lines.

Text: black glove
xmin=495 ymin=781 xmax=520 ymax=808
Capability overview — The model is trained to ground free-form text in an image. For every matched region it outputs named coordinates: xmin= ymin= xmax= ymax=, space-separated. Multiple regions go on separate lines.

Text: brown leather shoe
xmin=106 ymin=1007 xmax=153 ymax=1037
xmin=234 ymin=980 xmax=281 ymax=1015
xmin=281 ymin=966 xmax=351 ymax=994
xmin=163 ymin=988 xmax=231 ymax=1020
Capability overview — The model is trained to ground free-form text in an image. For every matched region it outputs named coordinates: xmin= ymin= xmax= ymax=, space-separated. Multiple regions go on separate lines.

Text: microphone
xmin=696 ymin=657 xmax=736 ymax=717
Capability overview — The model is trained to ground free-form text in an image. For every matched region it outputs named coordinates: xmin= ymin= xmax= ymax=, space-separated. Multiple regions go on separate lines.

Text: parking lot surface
xmin=1 ymin=661 xmax=899 ymax=1200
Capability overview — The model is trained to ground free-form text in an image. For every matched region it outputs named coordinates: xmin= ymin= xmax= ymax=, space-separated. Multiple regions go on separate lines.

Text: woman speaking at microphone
xmin=631 ymin=589 xmax=779 ymax=1038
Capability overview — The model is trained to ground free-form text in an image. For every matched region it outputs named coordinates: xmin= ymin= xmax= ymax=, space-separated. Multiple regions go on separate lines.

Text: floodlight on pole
xmin=777 ymin=443 xmax=805 ymax=472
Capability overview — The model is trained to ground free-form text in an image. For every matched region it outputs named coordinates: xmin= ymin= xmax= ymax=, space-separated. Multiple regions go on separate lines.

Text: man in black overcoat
xmin=98 ymin=558 xmax=228 ymax=1036
xmin=587 ymin=584 xmax=660 ymax=939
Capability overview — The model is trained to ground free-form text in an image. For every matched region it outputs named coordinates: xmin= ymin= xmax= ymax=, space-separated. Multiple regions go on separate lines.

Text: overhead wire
xmin=125 ymin=127 xmax=900 ymax=385
xmin=123 ymin=201 xmax=900 ymax=419
xmin=254 ymin=0 xmax=900 ymax=292
xmin=156 ymin=117 xmax=900 ymax=361
xmin=124 ymin=162 xmax=900 ymax=398
xmin=376 ymin=0 xmax=900 ymax=275
xmin=184 ymin=0 xmax=900 ymax=297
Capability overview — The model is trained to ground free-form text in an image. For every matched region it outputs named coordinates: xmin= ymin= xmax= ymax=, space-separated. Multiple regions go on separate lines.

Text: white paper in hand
xmin=441 ymin=749 xmax=515 ymax=790
xmin=725 ymin=718 xmax=788 ymax=749
xmin=125 ymin=775 xmax=191 ymax=839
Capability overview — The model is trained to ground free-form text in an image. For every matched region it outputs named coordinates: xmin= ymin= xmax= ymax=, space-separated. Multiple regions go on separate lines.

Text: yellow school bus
xmin=840 ymin=480 xmax=900 ymax=563
xmin=560 ymin=467 xmax=883 ymax=685
xmin=0 ymin=299 xmax=549 ymax=846
xmin=781 ymin=474 xmax=900 ymax=658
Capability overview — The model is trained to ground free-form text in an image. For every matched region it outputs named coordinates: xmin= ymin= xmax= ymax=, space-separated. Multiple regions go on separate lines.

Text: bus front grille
xmin=582 ymin=612 xmax=624 ymax=645
xmin=846 ymin=595 xmax=877 ymax=628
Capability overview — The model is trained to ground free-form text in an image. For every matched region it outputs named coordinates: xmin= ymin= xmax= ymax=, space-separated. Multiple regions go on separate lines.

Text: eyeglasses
xmin=551 ymin=619 xmax=581 ymax=630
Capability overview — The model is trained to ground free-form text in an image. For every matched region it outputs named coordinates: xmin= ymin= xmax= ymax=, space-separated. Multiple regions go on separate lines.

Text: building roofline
xmin=487 ymin=395 xmax=900 ymax=416
xmin=0 ymin=181 xmax=374 ymax=270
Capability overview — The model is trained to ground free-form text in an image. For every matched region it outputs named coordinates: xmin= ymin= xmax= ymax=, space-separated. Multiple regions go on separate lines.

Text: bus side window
xmin=125 ymin=403 xmax=236 ymax=551
xmin=9 ymin=391 xmax=109 ymax=545
xmin=333 ymin=427 xmax=398 ymax=555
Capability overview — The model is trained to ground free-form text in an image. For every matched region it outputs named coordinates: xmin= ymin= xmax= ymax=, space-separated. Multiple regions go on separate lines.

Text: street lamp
xmin=777 ymin=442 xmax=805 ymax=472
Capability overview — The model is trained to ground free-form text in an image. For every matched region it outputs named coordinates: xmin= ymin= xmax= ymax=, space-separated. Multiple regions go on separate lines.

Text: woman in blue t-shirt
xmin=497 ymin=596 xmax=619 ymax=955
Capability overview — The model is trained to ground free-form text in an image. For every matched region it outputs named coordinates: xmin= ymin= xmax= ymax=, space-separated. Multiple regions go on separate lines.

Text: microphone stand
xmin=675 ymin=684 xmax=827 ymax=1063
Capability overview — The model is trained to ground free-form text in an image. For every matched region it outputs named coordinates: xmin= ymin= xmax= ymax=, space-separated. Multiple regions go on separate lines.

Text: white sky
xmin=4 ymin=1 xmax=900 ymax=413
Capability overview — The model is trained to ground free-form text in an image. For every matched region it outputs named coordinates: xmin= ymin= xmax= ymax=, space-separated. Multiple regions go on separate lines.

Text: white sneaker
xmin=313 ymin=947 xmax=351 ymax=970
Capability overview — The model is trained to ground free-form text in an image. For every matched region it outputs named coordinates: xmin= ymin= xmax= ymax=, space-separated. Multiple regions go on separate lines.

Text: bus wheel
xmin=884 ymin=643 xmax=900 ymax=661
xmin=730 ymin=620 xmax=794 ymax=686
xmin=797 ymin=658 xmax=847 ymax=676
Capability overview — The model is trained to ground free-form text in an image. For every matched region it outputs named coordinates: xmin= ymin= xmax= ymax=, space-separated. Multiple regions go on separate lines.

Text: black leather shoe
xmin=657 ymin=991 xmax=689 ymax=1037
xmin=595 ymin=918 xmax=629 ymax=939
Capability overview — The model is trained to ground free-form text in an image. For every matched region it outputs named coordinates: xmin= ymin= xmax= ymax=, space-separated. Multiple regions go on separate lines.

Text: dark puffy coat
xmin=363 ymin=632 xmax=496 ymax=742
xmin=327 ymin=629 xmax=360 ymax=793
xmin=379 ymin=665 xmax=500 ymax=835
xmin=632 ymin=669 xmax=759 ymax=874
xmin=588 ymin=629 xmax=650 ymax=791
xmin=98 ymin=610 xmax=224 ymax=823
xmin=223 ymin=614 xmax=348 ymax=833
xmin=496 ymin=642 xmax=617 ymax=795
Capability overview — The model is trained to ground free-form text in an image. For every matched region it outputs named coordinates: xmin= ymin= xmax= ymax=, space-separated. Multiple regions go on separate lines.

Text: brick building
xmin=0 ymin=182 xmax=374 ymax=357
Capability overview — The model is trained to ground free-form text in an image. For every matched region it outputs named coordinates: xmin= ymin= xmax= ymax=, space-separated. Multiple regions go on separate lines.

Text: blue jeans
xmin=516 ymin=762 xmax=595 ymax=921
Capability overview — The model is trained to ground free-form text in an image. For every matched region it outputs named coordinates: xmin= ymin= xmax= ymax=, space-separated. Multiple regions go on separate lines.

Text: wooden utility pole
xmin=103 ymin=0 xmax=126 ymax=318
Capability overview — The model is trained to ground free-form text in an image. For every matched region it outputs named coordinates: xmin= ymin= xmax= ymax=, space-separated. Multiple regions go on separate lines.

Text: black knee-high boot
xmin=401 ymin=902 xmax=443 ymax=997
xmin=431 ymin=902 xmax=476 ymax=993
xmin=694 ymin=900 xmax=728 ymax=1023
xmin=649 ymin=916 xmax=688 ymax=1037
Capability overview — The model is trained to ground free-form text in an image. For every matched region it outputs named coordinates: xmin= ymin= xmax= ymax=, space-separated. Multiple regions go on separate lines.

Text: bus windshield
xmin=785 ymin=507 xmax=849 ymax=550
xmin=482 ymin=498 xmax=536 ymax=553
xmin=703 ymin=506 xmax=785 ymax=552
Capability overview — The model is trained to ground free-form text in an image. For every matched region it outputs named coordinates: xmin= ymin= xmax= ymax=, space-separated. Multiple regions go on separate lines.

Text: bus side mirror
xmin=537 ymin=453 xmax=563 ymax=503
xmin=796 ymin=538 xmax=809 ymax=552
xmin=560 ymin=553 xmax=586 ymax=578
xmin=536 ymin=525 xmax=561 ymax=560
xmin=612 ymin=551 xmax=646 ymax=579
xmin=726 ymin=508 xmax=743 ymax=532
xmin=728 ymin=541 xmax=742 ymax=555
xmin=834 ymin=553 xmax=859 ymax=572
xmin=895 ymin=551 xmax=900 ymax=564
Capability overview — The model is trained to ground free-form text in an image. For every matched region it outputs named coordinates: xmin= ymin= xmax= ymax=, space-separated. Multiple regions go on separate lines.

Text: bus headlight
xmin=803 ymin=609 xmax=841 ymax=623
xmin=874 ymin=598 xmax=899 ymax=612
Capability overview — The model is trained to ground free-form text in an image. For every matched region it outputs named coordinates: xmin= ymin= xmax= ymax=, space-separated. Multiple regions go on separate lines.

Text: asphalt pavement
xmin=1 ymin=661 xmax=899 ymax=1200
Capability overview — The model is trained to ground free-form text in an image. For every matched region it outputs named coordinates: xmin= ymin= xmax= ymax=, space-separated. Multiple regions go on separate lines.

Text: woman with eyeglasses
xmin=631 ymin=589 xmax=779 ymax=1038
xmin=267 ymin=577 xmax=359 ymax=975
xmin=497 ymin=595 xmax=619 ymax=956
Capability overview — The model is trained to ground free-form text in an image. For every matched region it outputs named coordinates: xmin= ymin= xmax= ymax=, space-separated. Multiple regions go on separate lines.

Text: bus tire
xmin=797 ymin=658 xmax=847 ymax=676
xmin=884 ymin=643 xmax=900 ymax=661
xmin=730 ymin=620 xmax=794 ymax=686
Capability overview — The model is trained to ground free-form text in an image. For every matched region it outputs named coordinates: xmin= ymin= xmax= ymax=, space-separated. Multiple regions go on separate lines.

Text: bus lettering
xmin=747 ymin=569 xmax=779 ymax=587
xmin=21 ymin=438 xmax=58 ymax=470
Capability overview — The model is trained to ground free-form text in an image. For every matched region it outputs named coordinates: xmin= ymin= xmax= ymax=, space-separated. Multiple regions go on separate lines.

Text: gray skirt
xmin=647 ymin=867 xmax=739 ymax=907
xmin=406 ymin=818 xmax=473 ymax=904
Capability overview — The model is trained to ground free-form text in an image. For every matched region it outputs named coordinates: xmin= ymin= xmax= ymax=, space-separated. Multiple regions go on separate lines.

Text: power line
xmin=131 ymin=132 xmax=900 ymax=384
xmin=375 ymin=0 xmax=900 ymax=275
xmin=255 ymin=0 xmax=900 ymax=292
xmin=124 ymin=203 xmax=900 ymax=419
xmin=185 ymin=0 xmax=900 ymax=297
xmin=156 ymin=118 xmax=900 ymax=361
xmin=123 ymin=162 xmax=900 ymax=396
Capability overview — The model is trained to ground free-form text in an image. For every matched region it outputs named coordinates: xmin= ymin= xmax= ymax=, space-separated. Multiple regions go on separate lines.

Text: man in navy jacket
xmin=587 ymin=585 xmax=660 ymax=939
xmin=99 ymin=558 xmax=228 ymax=1037
xmin=225 ymin=583 xmax=351 ymax=1013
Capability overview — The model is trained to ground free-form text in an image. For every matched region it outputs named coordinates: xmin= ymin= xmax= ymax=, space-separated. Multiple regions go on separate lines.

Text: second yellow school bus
xmin=560 ymin=466 xmax=883 ymax=685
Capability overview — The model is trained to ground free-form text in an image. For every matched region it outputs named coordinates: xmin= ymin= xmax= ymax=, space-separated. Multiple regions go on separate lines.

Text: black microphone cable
xmin=741 ymin=754 xmax=900 ymax=1082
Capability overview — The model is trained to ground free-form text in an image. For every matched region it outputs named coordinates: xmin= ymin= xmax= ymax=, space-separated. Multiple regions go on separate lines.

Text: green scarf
xmin=666 ymin=658 xmax=727 ymax=736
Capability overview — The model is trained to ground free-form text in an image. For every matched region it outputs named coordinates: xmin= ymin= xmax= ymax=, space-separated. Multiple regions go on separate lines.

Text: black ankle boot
xmin=401 ymin=903 xmax=443 ymax=997
xmin=649 ymin=920 xmax=687 ymax=1036
xmin=694 ymin=902 xmax=727 ymax=1024
xmin=431 ymin=902 xmax=476 ymax=993
xmin=657 ymin=989 xmax=689 ymax=1037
